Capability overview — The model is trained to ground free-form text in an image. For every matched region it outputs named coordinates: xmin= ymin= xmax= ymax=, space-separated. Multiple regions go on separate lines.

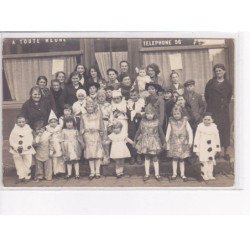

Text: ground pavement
xmin=2 ymin=140 xmax=235 ymax=188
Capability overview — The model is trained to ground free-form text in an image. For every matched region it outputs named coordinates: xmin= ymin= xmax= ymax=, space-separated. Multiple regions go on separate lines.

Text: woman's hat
xmin=163 ymin=87 xmax=173 ymax=93
xmin=145 ymin=82 xmax=163 ymax=92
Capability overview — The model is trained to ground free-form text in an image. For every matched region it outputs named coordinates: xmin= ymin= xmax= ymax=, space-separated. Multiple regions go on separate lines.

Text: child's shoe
xmin=89 ymin=174 xmax=95 ymax=180
xmin=155 ymin=175 xmax=162 ymax=181
xmin=75 ymin=175 xmax=80 ymax=180
xmin=181 ymin=176 xmax=188 ymax=182
xmin=171 ymin=175 xmax=177 ymax=180
xmin=143 ymin=175 xmax=150 ymax=181
xmin=15 ymin=178 xmax=25 ymax=184
xmin=95 ymin=174 xmax=101 ymax=179
xmin=116 ymin=173 xmax=124 ymax=178
xmin=64 ymin=175 xmax=71 ymax=180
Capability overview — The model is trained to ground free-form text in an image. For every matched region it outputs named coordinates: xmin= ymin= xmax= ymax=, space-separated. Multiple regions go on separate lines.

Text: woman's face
xmin=90 ymin=68 xmax=98 ymax=78
xmin=147 ymin=67 xmax=156 ymax=77
xmin=176 ymin=96 xmax=186 ymax=107
xmin=108 ymin=71 xmax=117 ymax=81
xmin=173 ymin=111 xmax=182 ymax=120
xmin=148 ymin=86 xmax=157 ymax=96
xmin=89 ymin=86 xmax=97 ymax=95
xmin=31 ymin=90 xmax=42 ymax=102
xmin=215 ymin=67 xmax=225 ymax=79
xmin=98 ymin=94 xmax=106 ymax=103
xmin=37 ymin=78 xmax=47 ymax=89
xmin=76 ymin=65 xmax=85 ymax=75
xmin=171 ymin=73 xmax=179 ymax=84
xmin=57 ymin=73 xmax=65 ymax=83
xmin=120 ymin=62 xmax=129 ymax=73
xmin=71 ymin=75 xmax=80 ymax=85
xmin=52 ymin=82 xmax=61 ymax=92
xmin=122 ymin=76 xmax=131 ymax=86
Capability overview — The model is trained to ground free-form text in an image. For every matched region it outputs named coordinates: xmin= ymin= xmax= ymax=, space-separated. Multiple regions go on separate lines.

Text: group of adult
xmin=20 ymin=61 xmax=233 ymax=157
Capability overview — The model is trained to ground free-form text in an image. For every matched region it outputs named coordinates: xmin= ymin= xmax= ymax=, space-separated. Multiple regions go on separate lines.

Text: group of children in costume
xmin=9 ymin=67 xmax=222 ymax=183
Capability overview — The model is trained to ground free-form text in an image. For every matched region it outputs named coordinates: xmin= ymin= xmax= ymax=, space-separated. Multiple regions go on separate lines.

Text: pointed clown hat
xmin=48 ymin=110 xmax=58 ymax=122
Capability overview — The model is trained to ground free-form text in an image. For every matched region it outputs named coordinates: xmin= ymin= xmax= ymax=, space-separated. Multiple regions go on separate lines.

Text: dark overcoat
xmin=205 ymin=78 xmax=233 ymax=147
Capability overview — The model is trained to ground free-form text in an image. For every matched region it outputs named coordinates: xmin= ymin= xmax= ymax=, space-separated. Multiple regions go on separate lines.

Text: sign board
xmin=142 ymin=38 xmax=195 ymax=48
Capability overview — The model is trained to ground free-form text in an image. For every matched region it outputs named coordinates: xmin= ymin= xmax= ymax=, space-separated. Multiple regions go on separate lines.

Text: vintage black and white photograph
xmin=1 ymin=35 xmax=235 ymax=188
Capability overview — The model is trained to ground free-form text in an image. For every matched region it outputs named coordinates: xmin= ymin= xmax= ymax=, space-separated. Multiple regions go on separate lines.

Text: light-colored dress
xmin=109 ymin=133 xmax=132 ymax=159
xmin=80 ymin=111 xmax=104 ymax=159
xmin=135 ymin=119 xmax=165 ymax=155
xmin=61 ymin=129 xmax=82 ymax=161
xmin=166 ymin=117 xmax=193 ymax=159
xmin=72 ymin=100 xmax=86 ymax=117
xmin=193 ymin=122 xmax=221 ymax=164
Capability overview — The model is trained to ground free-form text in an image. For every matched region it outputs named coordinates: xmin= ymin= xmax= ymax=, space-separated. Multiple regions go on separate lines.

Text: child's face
xmin=163 ymin=92 xmax=172 ymax=100
xmin=176 ymin=96 xmax=186 ymax=107
xmin=64 ymin=109 xmax=72 ymax=116
xmin=52 ymin=82 xmax=61 ymax=92
xmin=186 ymin=84 xmax=195 ymax=92
xmin=203 ymin=116 xmax=213 ymax=126
xmin=66 ymin=121 xmax=74 ymax=129
xmin=17 ymin=118 xmax=26 ymax=128
xmin=77 ymin=93 xmax=85 ymax=101
xmin=57 ymin=73 xmax=65 ymax=83
xmin=49 ymin=118 xmax=58 ymax=128
xmin=86 ymin=105 xmax=95 ymax=114
xmin=130 ymin=92 xmax=139 ymax=102
xmin=71 ymin=75 xmax=80 ymax=85
xmin=37 ymin=79 xmax=47 ymax=89
xmin=139 ymin=69 xmax=146 ymax=77
xmin=113 ymin=127 xmax=121 ymax=134
xmin=148 ymin=86 xmax=157 ymax=96
xmin=113 ymin=96 xmax=122 ymax=104
xmin=146 ymin=112 xmax=154 ymax=120
xmin=122 ymin=76 xmax=131 ymax=86
xmin=98 ymin=94 xmax=106 ymax=103
xmin=173 ymin=111 xmax=182 ymax=120
xmin=76 ymin=65 xmax=85 ymax=75
xmin=90 ymin=68 xmax=98 ymax=78
xmin=108 ymin=71 xmax=117 ymax=81
xmin=89 ymin=86 xmax=97 ymax=95
xmin=106 ymin=90 xmax=113 ymax=98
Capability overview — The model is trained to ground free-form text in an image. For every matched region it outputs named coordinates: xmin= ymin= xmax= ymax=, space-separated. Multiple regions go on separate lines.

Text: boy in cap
xmin=183 ymin=79 xmax=205 ymax=130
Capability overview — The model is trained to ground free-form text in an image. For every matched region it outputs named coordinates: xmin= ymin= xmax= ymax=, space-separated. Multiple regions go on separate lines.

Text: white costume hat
xmin=76 ymin=89 xmax=87 ymax=97
xmin=48 ymin=110 xmax=58 ymax=122
xmin=112 ymin=89 xmax=122 ymax=98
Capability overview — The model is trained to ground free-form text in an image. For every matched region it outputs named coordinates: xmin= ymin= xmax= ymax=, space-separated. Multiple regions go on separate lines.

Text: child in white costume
xmin=193 ymin=112 xmax=221 ymax=180
xmin=46 ymin=110 xmax=65 ymax=177
xmin=108 ymin=122 xmax=134 ymax=178
xmin=133 ymin=67 xmax=151 ymax=99
xmin=111 ymin=89 xmax=128 ymax=136
xmin=72 ymin=89 xmax=87 ymax=117
xmin=9 ymin=115 xmax=36 ymax=182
